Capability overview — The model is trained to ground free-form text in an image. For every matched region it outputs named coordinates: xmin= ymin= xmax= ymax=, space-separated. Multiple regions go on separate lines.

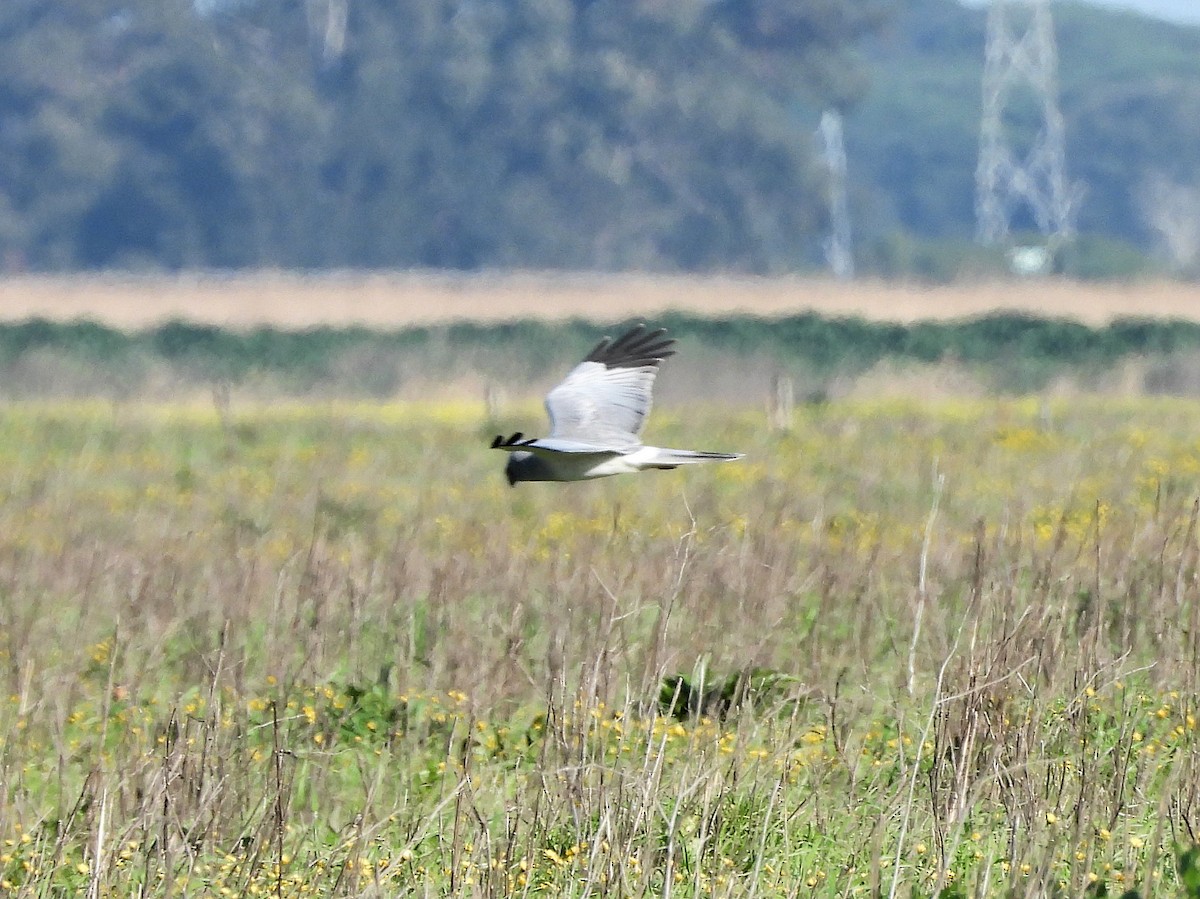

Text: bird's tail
xmin=640 ymin=447 xmax=744 ymax=470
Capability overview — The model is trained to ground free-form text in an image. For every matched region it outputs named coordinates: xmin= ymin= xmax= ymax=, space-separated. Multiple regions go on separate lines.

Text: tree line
xmin=5 ymin=313 xmax=1200 ymax=398
xmin=3 ymin=1 xmax=1198 ymax=277
xmin=0 ymin=0 xmax=882 ymax=273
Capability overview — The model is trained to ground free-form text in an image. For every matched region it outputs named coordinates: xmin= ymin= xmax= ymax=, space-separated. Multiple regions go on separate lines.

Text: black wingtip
xmin=491 ymin=432 xmax=537 ymax=449
xmin=584 ymin=324 xmax=676 ymax=369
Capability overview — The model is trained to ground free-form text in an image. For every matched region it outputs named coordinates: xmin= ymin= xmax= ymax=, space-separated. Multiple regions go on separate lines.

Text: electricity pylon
xmin=819 ymin=109 xmax=854 ymax=279
xmin=976 ymin=0 xmax=1081 ymax=248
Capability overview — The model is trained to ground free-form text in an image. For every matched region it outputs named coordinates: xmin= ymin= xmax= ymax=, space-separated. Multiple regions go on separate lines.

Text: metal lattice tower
xmin=976 ymin=0 xmax=1081 ymax=247
xmin=819 ymin=109 xmax=854 ymax=279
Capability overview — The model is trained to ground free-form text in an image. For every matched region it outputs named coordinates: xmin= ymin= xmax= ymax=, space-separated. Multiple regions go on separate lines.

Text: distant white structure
xmin=976 ymin=0 xmax=1082 ymax=251
xmin=819 ymin=109 xmax=854 ymax=279
xmin=1008 ymin=244 xmax=1052 ymax=276
xmin=307 ymin=0 xmax=348 ymax=64
xmin=1139 ymin=173 xmax=1200 ymax=274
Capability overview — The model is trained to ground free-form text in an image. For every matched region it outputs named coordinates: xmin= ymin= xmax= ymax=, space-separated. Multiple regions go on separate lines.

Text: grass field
xmin=2 ymin=273 xmax=1200 ymax=329
xmin=3 ymin=396 xmax=1200 ymax=897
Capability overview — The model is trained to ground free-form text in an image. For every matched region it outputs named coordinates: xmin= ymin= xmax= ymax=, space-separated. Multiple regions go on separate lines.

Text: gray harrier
xmin=492 ymin=325 xmax=744 ymax=485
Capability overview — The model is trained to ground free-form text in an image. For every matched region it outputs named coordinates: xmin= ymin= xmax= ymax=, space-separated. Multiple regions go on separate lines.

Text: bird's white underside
xmin=515 ymin=445 xmax=743 ymax=481
xmin=581 ymin=446 xmax=666 ymax=478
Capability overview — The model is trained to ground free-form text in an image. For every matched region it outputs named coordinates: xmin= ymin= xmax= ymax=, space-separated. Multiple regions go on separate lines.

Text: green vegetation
xmin=3 ymin=397 xmax=1200 ymax=895
xmin=3 ymin=0 xmax=1200 ymax=275
xmin=0 ymin=0 xmax=879 ymax=273
xmin=8 ymin=313 xmax=1200 ymax=399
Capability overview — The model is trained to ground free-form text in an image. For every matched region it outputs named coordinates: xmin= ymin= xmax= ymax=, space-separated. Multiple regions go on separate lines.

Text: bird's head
xmin=504 ymin=450 xmax=553 ymax=486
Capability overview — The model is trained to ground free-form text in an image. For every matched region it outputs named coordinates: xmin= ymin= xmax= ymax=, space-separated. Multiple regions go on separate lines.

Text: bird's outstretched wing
xmin=491 ymin=432 xmax=615 ymax=455
xmin=544 ymin=325 xmax=676 ymax=448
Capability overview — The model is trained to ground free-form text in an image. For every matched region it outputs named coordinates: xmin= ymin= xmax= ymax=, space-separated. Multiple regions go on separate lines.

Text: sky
xmin=963 ymin=0 xmax=1200 ymax=25
xmin=1079 ymin=0 xmax=1200 ymax=23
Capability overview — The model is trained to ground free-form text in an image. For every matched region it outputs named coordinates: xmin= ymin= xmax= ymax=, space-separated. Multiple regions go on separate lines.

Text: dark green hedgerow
xmin=3 ymin=313 xmax=1200 ymax=397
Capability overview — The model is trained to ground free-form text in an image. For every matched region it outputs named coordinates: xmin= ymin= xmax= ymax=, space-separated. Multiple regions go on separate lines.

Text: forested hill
xmin=852 ymin=0 xmax=1200 ymax=274
xmin=1 ymin=1 xmax=1198 ymax=276
xmin=0 ymin=0 xmax=883 ymax=273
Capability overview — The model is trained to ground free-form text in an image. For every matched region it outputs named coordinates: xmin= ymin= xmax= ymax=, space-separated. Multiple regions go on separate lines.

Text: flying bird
xmin=492 ymin=324 xmax=744 ymax=485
